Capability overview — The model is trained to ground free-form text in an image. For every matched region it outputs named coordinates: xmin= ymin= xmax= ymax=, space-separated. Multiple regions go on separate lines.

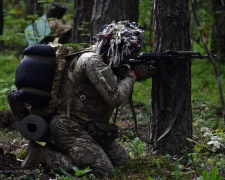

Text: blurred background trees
xmin=212 ymin=0 xmax=225 ymax=70
xmin=0 ymin=0 xmax=3 ymax=46
xmin=0 ymin=0 xmax=219 ymax=55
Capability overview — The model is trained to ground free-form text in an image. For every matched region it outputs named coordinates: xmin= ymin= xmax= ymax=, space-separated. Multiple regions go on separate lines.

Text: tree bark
xmin=0 ymin=0 xmax=3 ymax=45
xmin=26 ymin=0 xmax=43 ymax=18
xmin=91 ymin=0 xmax=139 ymax=38
xmin=150 ymin=0 xmax=193 ymax=156
xmin=73 ymin=0 xmax=93 ymax=44
xmin=211 ymin=0 xmax=225 ymax=67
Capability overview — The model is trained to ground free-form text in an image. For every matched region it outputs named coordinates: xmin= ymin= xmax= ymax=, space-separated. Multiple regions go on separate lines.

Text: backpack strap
xmin=58 ymin=50 xmax=92 ymax=119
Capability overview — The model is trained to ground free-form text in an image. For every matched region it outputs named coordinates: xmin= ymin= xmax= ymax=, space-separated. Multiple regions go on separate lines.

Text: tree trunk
xmin=73 ymin=0 xmax=93 ymax=44
xmin=0 ymin=0 xmax=3 ymax=45
xmin=91 ymin=0 xmax=139 ymax=38
xmin=150 ymin=0 xmax=193 ymax=156
xmin=26 ymin=0 xmax=43 ymax=18
xmin=211 ymin=0 xmax=225 ymax=68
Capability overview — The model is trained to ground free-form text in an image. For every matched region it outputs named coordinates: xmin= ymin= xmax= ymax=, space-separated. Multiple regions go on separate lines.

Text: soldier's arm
xmin=80 ymin=53 xmax=136 ymax=107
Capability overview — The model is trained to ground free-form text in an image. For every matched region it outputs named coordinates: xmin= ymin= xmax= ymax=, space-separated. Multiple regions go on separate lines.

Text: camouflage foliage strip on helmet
xmin=95 ymin=20 xmax=145 ymax=67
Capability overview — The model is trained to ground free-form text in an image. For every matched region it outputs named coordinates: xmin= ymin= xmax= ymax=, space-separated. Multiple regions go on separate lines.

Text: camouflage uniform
xmin=45 ymin=52 xmax=135 ymax=177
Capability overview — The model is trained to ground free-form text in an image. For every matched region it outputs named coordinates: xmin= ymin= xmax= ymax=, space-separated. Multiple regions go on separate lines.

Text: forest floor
xmin=0 ymin=103 xmax=210 ymax=180
xmin=0 ymin=103 xmax=153 ymax=180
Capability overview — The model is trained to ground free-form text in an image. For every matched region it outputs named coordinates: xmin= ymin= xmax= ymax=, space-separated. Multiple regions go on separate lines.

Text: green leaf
xmin=75 ymin=167 xmax=91 ymax=177
xmin=211 ymin=167 xmax=218 ymax=180
xmin=147 ymin=176 xmax=154 ymax=180
xmin=174 ymin=158 xmax=179 ymax=172
xmin=134 ymin=137 xmax=140 ymax=148
xmin=203 ymin=169 xmax=210 ymax=180
xmin=59 ymin=167 xmax=70 ymax=176
xmin=186 ymin=158 xmax=193 ymax=166
xmin=72 ymin=166 xmax=79 ymax=172
xmin=197 ymin=176 xmax=203 ymax=180
xmin=187 ymin=170 xmax=195 ymax=174
xmin=139 ymin=139 xmax=143 ymax=153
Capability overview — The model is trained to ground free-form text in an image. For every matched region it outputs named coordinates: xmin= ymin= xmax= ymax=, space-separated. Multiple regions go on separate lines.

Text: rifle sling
xmin=113 ymin=90 xmax=137 ymax=128
xmin=157 ymin=88 xmax=188 ymax=142
xmin=128 ymin=89 xmax=138 ymax=133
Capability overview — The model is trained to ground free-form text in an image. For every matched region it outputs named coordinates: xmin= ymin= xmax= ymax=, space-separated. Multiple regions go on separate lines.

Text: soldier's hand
xmin=133 ymin=64 xmax=156 ymax=82
xmin=117 ymin=64 xmax=130 ymax=79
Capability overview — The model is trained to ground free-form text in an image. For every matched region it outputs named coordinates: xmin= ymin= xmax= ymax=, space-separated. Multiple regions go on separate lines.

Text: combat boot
xmin=21 ymin=141 xmax=49 ymax=168
xmin=21 ymin=141 xmax=76 ymax=173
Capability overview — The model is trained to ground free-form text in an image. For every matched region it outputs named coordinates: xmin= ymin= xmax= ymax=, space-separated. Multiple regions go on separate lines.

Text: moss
xmin=110 ymin=155 xmax=196 ymax=180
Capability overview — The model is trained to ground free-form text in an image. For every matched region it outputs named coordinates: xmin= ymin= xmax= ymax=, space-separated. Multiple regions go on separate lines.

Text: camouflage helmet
xmin=94 ymin=20 xmax=145 ymax=67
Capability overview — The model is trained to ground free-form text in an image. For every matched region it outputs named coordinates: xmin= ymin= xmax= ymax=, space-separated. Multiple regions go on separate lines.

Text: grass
xmin=0 ymin=51 xmax=19 ymax=110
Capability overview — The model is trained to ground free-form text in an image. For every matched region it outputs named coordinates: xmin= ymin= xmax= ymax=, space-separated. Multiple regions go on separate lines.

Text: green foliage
xmin=65 ymin=43 xmax=90 ymax=51
xmin=2 ymin=0 xmax=27 ymax=46
xmin=0 ymin=51 xmax=19 ymax=110
xmin=133 ymin=78 xmax=152 ymax=110
xmin=191 ymin=60 xmax=222 ymax=108
xmin=2 ymin=0 xmax=74 ymax=47
xmin=113 ymin=155 xmax=195 ymax=180
xmin=55 ymin=166 xmax=93 ymax=180
xmin=171 ymin=158 xmax=181 ymax=180
xmin=16 ymin=146 xmax=27 ymax=160
xmin=78 ymin=21 xmax=91 ymax=39
xmin=123 ymin=136 xmax=144 ymax=157
xmin=197 ymin=167 xmax=222 ymax=180
xmin=139 ymin=0 xmax=154 ymax=51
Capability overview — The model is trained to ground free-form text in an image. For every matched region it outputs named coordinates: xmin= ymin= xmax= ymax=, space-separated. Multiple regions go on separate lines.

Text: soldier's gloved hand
xmin=117 ymin=64 xmax=130 ymax=79
xmin=133 ymin=64 xmax=156 ymax=81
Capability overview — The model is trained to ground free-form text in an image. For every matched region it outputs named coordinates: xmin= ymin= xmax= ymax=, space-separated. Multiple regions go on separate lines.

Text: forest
xmin=0 ymin=0 xmax=225 ymax=179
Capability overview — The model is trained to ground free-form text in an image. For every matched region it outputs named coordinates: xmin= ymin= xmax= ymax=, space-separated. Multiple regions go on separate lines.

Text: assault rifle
xmin=120 ymin=50 xmax=216 ymax=138
xmin=121 ymin=50 xmax=216 ymax=69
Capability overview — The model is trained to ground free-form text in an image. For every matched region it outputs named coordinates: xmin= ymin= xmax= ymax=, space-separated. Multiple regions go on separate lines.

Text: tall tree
xmin=91 ymin=0 xmax=139 ymax=38
xmin=150 ymin=0 xmax=193 ymax=156
xmin=212 ymin=0 xmax=225 ymax=68
xmin=73 ymin=0 xmax=93 ymax=44
xmin=0 ymin=0 xmax=3 ymax=45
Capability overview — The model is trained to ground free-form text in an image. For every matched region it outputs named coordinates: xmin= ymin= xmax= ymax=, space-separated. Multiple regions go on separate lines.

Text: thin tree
xmin=150 ymin=0 xmax=193 ymax=156
xmin=212 ymin=0 xmax=225 ymax=68
xmin=0 ymin=0 xmax=3 ymax=45
xmin=192 ymin=0 xmax=225 ymax=122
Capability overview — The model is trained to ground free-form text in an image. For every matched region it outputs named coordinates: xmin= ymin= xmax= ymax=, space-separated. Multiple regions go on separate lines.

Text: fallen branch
xmin=191 ymin=0 xmax=225 ymax=122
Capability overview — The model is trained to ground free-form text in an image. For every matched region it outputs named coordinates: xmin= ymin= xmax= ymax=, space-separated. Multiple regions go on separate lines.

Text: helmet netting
xmin=95 ymin=20 xmax=145 ymax=67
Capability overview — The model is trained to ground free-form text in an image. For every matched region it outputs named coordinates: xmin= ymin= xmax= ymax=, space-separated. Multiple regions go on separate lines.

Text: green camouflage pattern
xmin=59 ymin=52 xmax=135 ymax=123
xmin=47 ymin=115 xmax=131 ymax=177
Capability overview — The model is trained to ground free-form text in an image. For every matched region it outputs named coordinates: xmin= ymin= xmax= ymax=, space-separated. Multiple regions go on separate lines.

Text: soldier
xmin=21 ymin=20 xmax=156 ymax=178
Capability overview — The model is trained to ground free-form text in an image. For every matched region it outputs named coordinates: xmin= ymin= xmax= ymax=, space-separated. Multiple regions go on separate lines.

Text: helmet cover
xmin=95 ymin=20 xmax=145 ymax=67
